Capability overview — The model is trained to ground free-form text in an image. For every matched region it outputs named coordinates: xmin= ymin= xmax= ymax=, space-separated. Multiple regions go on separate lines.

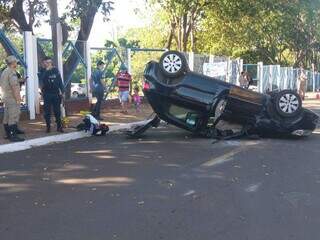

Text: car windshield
xmin=168 ymin=105 xmax=200 ymax=127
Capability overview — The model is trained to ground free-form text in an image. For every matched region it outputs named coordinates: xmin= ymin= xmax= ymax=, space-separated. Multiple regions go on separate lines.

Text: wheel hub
xmin=279 ymin=93 xmax=299 ymax=113
xmin=163 ymin=54 xmax=182 ymax=73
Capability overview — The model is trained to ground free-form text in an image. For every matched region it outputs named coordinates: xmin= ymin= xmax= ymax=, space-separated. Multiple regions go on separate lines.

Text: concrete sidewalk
xmin=0 ymin=104 xmax=154 ymax=146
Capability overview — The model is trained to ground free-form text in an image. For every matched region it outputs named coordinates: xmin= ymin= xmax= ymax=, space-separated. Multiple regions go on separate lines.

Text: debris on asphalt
xmin=183 ymin=190 xmax=196 ymax=196
xmin=231 ymin=177 xmax=239 ymax=183
xmin=110 ymin=193 xmax=120 ymax=197
xmin=156 ymin=179 xmax=175 ymax=189
xmin=138 ymin=201 xmax=144 ymax=205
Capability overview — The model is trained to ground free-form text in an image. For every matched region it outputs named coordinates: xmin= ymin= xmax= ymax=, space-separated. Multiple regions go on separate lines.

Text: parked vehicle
xmin=129 ymin=51 xmax=319 ymax=138
xmin=20 ymin=85 xmax=42 ymax=104
xmin=71 ymin=83 xmax=87 ymax=98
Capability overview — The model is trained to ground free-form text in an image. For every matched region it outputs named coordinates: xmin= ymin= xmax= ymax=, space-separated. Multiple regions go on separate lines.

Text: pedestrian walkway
xmin=0 ymin=104 xmax=154 ymax=145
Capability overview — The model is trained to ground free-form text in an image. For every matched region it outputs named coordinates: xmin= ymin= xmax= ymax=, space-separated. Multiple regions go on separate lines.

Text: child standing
xmin=132 ymin=86 xmax=142 ymax=113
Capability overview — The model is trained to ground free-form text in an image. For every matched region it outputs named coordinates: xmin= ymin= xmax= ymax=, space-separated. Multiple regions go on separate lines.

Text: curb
xmin=0 ymin=120 xmax=148 ymax=155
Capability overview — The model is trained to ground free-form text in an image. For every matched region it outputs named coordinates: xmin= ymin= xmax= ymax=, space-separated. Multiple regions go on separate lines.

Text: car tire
xmin=159 ymin=51 xmax=188 ymax=78
xmin=274 ymin=90 xmax=302 ymax=118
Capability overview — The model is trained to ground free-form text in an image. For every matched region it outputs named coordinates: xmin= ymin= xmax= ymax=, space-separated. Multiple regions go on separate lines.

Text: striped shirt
xmin=116 ymin=71 xmax=132 ymax=91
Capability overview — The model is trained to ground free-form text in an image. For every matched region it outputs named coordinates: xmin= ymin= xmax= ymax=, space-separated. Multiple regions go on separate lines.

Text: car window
xmin=168 ymin=105 xmax=199 ymax=127
xmin=169 ymin=105 xmax=189 ymax=120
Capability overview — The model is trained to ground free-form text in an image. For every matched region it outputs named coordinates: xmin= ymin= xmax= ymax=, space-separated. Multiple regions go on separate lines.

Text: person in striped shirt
xmin=116 ymin=67 xmax=132 ymax=114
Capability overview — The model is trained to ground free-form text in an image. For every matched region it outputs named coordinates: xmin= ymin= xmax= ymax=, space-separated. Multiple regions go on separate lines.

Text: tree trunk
xmin=63 ymin=3 xmax=101 ymax=98
xmin=165 ymin=21 xmax=176 ymax=50
xmin=10 ymin=0 xmax=33 ymax=32
xmin=182 ymin=14 xmax=188 ymax=52
xmin=190 ymin=26 xmax=195 ymax=52
xmin=48 ymin=0 xmax=60 ymax=67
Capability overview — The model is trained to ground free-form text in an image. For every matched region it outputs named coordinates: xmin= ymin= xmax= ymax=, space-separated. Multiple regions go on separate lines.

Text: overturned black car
xmin=129 ymin=51 xmax=319 ymax=139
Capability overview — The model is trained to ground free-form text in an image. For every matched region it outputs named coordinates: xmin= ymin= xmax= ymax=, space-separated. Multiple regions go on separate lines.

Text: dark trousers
xmin=43 ymin=93 xmax=62 ymax=127
xmin=93 ymin=90 xmax=104 ymax=117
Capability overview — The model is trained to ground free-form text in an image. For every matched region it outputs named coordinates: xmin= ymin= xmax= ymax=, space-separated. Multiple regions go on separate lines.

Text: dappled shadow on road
xmin=0 ymin=127 xmax=320 ymax=195
xmin=0 ymin=126 xmax=240 ymax=196
xmin=3 ymin=125 xmax=320 ymax=240
xmin=0 ymin=124 xmax=319 ymax=197
xmin=0 ymin=125 xmax=319 ymax=197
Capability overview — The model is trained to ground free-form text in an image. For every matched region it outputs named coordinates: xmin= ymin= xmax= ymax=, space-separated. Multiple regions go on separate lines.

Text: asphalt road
xmin=1 ymin=125 xmax=320 ymax=240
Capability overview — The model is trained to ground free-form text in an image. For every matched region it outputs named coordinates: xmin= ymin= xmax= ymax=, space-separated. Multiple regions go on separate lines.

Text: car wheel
xmin=72 ymin=91 xmax=79 ymax=98
xmin=159 ymin=51 xmax=188 ymax=78
xmin=274 ymin=90 xmax=302 ymax=117
xmin=214 ymin=98 xmax=227 ymax=120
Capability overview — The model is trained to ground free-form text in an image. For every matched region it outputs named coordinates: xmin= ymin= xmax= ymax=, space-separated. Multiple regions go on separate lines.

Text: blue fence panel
xmin=262 ymin=65 xmax=271 ymax=92
xmin=306 ymin=71 xmax=312 ymax=91
xmin=270 ymin=66 xmax=279 ymax=90
xmin=293 ymin=69 xmax=299 ymax=90
xmin=279 ymin=67 xmax=287 ymax=90
xmin=316 ymin=73 xmax=320 ymax=90
xmin=230 ymin=60 xmax=239 ymax=85
xmin=287 ymin=68 xmax=294 ymax=90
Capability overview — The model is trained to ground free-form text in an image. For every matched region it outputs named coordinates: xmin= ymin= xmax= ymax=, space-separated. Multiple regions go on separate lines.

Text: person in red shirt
xmin=116 ymin=66 xmax=132 ymax=114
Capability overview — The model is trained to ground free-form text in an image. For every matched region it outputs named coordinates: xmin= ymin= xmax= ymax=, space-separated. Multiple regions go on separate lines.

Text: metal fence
xmin=186 ymin=53 xmax=320 ymax=93
xmin=256 ymin=64 xmax=320 ymax=93
xmin=191 ymin=53 xmax=241 ymax=85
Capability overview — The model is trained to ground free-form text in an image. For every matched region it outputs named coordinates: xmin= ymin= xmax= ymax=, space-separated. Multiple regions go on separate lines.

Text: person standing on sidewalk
xmin=298 ymin=66 xmax=307 ymax=100
xmin=91 ymin=60 xmax=106 ymax=120
xmin=0 ymin=56 xmax=25 ymax=142
xmin=239 ymin=71 xmax=248 ymax=88
xmin=41 ymin=57 xmax=64 ymax=133
xmin=116 ymin=66 xmax=132 ymax=114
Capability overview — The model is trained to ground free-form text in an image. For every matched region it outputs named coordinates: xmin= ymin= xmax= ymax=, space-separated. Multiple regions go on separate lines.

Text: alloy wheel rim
xmin=163 ymin=54 xmax=182 ymax=73
xmin=279 ymin=93 xmax=299 ymax=114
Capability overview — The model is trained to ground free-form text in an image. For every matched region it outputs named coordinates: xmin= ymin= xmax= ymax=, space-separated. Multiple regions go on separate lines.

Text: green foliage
xmin=67 ymin=0 xmax=114 ymax=21
xmin=196 ymin=0 xmax=320 ymax=67
xmin=147 ymin=0 xmax=320 ymax=68
xmin=0 ymin=32 xmax=23 ymax=69
xmin=125 ymin=10 xmax=170 ymax=49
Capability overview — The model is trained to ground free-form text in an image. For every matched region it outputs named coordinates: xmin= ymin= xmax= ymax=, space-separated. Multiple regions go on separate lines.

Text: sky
xmin=34 ymin=0 xmax=152 ymax=47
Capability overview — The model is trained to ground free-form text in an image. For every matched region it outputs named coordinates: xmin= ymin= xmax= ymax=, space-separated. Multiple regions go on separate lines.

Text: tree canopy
xmin=0 ymin=0 xmax=114 ymax=97
xmin=124 ymin=0 xmax=320 ymax=69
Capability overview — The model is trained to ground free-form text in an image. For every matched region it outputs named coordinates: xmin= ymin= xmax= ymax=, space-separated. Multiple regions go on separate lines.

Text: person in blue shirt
xmin=91 ymin=60 xmax=105 ymax=120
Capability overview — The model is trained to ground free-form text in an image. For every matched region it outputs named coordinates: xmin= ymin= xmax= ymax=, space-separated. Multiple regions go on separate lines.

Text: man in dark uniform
xmin=91 ymin=60 xmax=105 ymax=120
xmin=42 ymin=57 xmax=64 ymax=133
